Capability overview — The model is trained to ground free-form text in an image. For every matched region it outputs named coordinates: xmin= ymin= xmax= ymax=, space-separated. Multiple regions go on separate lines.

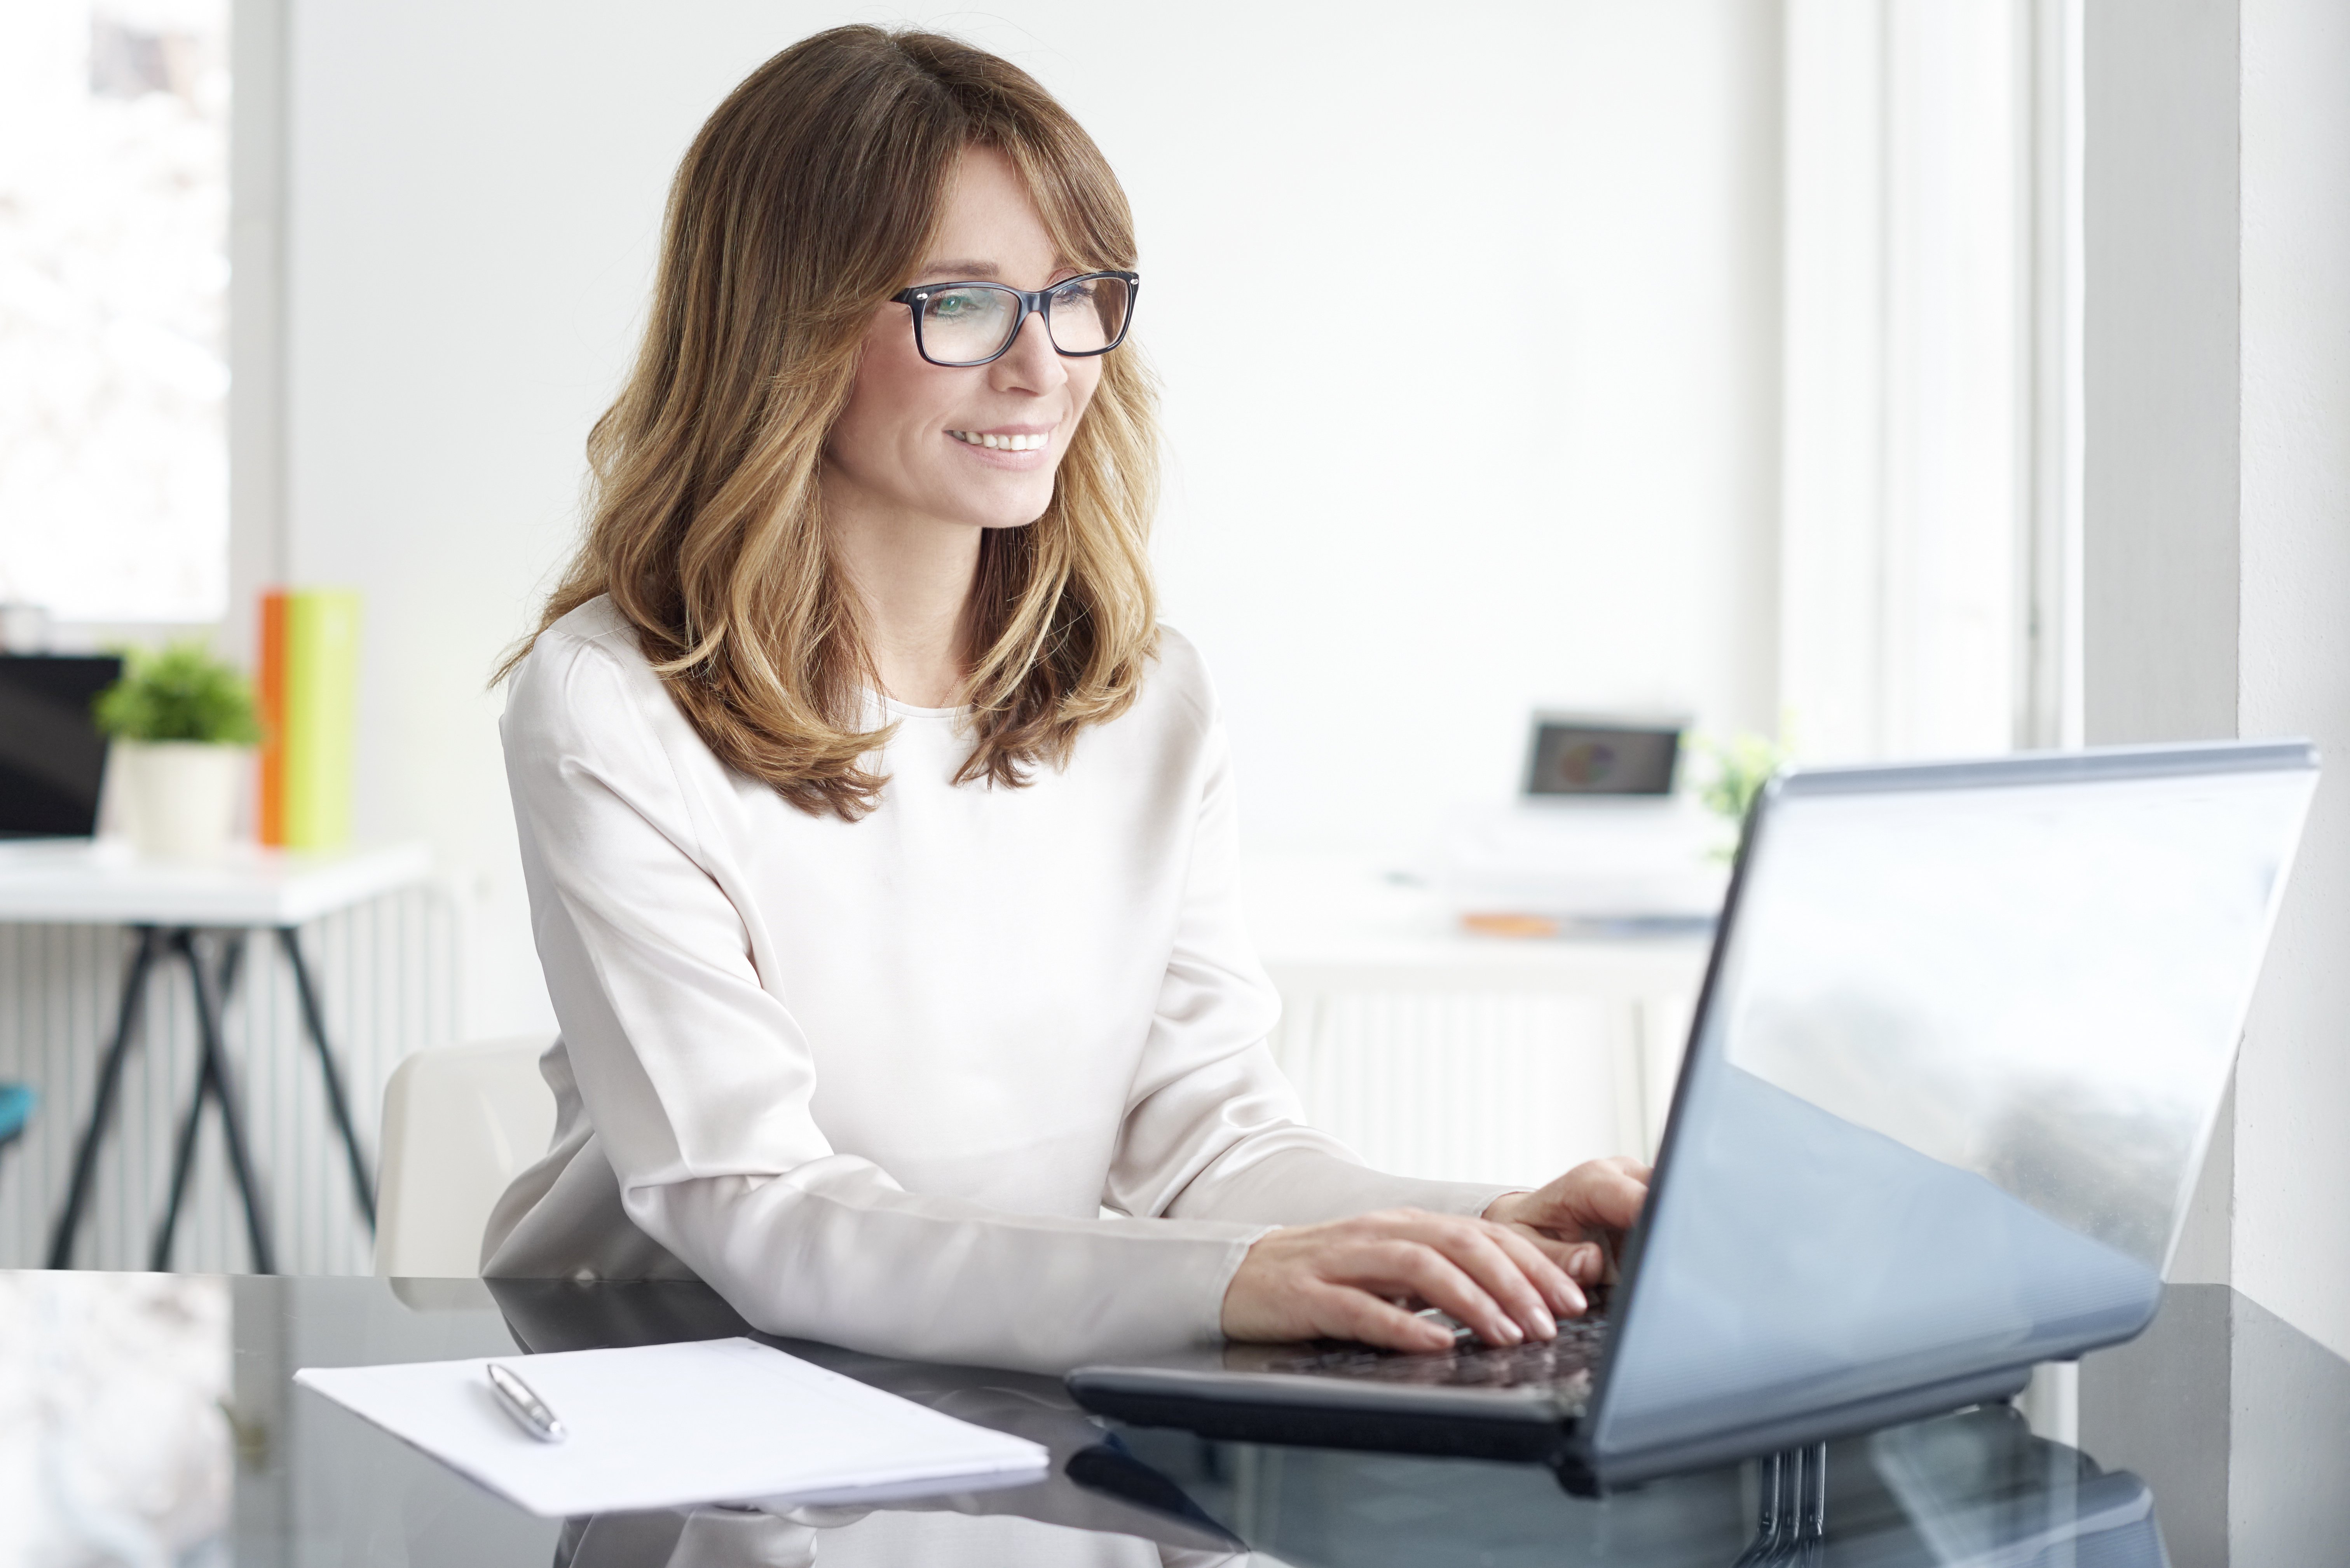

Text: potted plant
xmin=1692 ymin=729 xmax=1790 ymax=862
xmin=93 ymin=643 xmax=264 ymax=860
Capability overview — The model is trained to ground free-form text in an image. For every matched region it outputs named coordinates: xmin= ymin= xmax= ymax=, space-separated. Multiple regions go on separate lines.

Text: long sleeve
xmin=490 ymin=631 xmax=1266 ymax=1375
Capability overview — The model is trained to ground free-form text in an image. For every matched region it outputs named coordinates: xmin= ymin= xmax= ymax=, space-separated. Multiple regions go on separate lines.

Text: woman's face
xmin=824 ymin=146 xmax=1105 ymax=534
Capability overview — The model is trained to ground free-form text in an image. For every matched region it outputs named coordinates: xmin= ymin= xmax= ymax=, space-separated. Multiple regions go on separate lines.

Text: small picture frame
xmin=1523 ymin=713 xmax=1684 ymax=797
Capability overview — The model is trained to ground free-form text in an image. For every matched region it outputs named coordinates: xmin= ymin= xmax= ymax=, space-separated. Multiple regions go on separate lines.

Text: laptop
xmin=0 ymin=653 xmax=122 ymax=838
xmin=1069 ymin=741 xmax=2319 ymax=1492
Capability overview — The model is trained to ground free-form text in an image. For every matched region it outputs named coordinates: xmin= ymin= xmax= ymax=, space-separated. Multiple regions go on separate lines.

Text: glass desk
xmin=6 ymin=1270 xmax=2344 ymax=1566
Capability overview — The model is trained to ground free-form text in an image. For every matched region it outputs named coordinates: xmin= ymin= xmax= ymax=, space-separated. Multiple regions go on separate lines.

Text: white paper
xmin=294 ymin=1337 xmax=1050 ymax=1518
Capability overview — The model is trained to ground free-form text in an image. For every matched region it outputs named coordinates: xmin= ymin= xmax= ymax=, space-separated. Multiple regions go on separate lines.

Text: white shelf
xmin=0 ymin=839 xmax=431 ymax=927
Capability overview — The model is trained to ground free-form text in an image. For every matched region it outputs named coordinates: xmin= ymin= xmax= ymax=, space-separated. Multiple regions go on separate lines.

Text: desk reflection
xmin=557 ymin=1509 xmax=1244 ymax=1568
xmin=493 ymin=1279 xmax=1247 ymax=1565
xmin=490 ymin=1279 xmax=2162 ymax=1568
xmin=21 ymin=1271 xmax=2327 ymax=1564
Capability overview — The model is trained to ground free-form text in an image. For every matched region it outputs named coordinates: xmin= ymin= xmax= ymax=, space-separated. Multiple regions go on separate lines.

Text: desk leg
xmin=152 ymin=933 xmax=248 ymax=1271
xmin=151 ymin=1038 xmax=219 ymax=1270
xmin=1731 ymin=1442 xmax=1828 ymax=1566
xmin=46 ymin=926 xmax=162 ymax=1269
xmin=277 ymin=926 xmax=377 ymax=1232
xmin=173 ymin=929 xmax=276 ymax=1274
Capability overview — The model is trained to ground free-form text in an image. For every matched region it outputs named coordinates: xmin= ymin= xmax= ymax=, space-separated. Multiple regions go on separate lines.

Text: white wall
xmin=1129 ymin=5 xmax=1786 ymax=848
xmin=2083 ymin=0 xmax=2239 ymax=752
xmin=2081 ymin=0 xmax=2242 ymax=1293
xmin=274 ymin=1 xmax=1788 ymax=1038
xmin=2235 ymin=0 xmax=2350 ymax=1364
xmin=2083 ymin=0 xmax=2350 ymax=1364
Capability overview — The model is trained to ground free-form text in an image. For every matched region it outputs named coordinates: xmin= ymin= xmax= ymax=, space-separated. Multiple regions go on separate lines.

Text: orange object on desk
xmin=257 ymin=589 xmax=288 ymax=846
xmin=1460 ymin=911 xmax=1561 ymax=939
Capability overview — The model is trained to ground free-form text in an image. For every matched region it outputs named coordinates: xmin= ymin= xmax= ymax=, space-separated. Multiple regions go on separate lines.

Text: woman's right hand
xmin=1219 ymin=1207 xmax=1605 ymax=1353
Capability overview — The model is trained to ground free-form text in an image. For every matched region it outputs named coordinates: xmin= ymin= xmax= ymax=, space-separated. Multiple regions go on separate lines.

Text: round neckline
xmin=876 ymin=694 xmax=970 ymax=720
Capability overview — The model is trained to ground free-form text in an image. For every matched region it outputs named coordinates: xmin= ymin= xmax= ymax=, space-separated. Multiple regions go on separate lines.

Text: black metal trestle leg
xmin=152 ymin=933 xmax=248 ymax=1271
xmin=47 ymin=927 xmax=163 ymax=1268
xmin=152 ymin=1045 xmax=218 ymax=1271
xmin=154 ymin=929 xmax=276 ymax=1274
xmin=1731 ymin=1442 xmax=1828 ymax=1566
xmin=278 ymin=925 xmax=377 ymax=1232
xmin=46 ymin=919 xmax=374 ymax=1274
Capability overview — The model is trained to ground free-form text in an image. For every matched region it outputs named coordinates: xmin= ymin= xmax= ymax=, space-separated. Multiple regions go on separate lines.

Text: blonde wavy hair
xmin=504 ymin=25 xmax=1158 ymax=820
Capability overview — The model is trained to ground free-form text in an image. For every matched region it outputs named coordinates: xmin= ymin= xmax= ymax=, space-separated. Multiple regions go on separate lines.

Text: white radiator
xmin=1246 ymin=857 xmax=1705 ymax=1191
xmin=1268 ymin=987 xmax=1693 ymax=1187
xmin=0 ymin=886 xmax=458 ymax=1274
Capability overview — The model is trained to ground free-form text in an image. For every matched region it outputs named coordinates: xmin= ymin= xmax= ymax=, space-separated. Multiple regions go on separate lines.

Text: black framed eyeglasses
xmin=890 ymin=270 xmax=1139 ymax=368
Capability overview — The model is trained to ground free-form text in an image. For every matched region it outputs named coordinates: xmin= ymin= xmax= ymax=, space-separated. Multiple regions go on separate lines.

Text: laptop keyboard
xmin=1265 ymin=1311 xmax=1611 ymax=1393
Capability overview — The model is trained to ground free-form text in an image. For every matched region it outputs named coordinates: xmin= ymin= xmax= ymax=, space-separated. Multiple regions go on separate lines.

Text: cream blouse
xmin=482 ymin=597 xmax=1510 ymax=1373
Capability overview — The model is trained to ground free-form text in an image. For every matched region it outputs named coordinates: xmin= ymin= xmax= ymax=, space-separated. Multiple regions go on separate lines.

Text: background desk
xmin=0 ymin=842 xmax=451 ymax=1274
xmin=4 ymin=1270 xmax=2338 ymax=1566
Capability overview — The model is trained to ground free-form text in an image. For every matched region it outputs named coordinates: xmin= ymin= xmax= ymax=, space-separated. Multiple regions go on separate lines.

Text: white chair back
xmin=374 ymin=1036 xmax=557 ymax=1277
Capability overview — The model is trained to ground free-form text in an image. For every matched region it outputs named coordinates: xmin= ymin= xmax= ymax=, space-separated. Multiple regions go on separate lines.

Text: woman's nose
xmin=991 ymin=308 xmax=1067 ymax=392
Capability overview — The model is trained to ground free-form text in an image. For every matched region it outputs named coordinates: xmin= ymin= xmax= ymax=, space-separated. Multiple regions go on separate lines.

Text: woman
xmin=486 ymin=24 xmax=1648 ymax=1374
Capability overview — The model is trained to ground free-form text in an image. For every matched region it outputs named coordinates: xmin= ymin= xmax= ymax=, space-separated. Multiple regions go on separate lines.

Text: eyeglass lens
xmin=916 ymin=275 xmax=1132 ymax=365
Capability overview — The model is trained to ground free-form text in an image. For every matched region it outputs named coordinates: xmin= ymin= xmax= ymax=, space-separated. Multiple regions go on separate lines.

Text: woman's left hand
xmin=1482 ymin=1156 xmax=1652 ymax=1302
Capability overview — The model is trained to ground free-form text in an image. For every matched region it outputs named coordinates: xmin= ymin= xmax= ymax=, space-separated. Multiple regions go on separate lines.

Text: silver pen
xmin=487 ymin=1361 xmax=568 ymax=1443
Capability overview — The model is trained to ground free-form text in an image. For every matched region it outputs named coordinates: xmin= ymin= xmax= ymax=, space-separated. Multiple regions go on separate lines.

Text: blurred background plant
xmin=92 ymin=640 xmax=260 ymax=745
xmin=1691 ymin=727 xmax=1792 ymax=860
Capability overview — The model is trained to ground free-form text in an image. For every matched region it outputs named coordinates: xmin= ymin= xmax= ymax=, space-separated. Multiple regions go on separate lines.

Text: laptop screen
xmin=1588 ymin=744 xmax=2317 ymax=1476
xmin=0 ymin=654 xmax=122 ymax=838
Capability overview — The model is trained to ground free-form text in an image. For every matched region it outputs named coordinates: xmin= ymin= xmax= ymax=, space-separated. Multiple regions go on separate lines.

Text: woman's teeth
xmin=949 ymin=430 xmax=1048 ymax=451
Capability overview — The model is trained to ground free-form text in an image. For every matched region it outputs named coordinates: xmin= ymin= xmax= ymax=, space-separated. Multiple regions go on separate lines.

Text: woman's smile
xmin=946 ymin=423 xmax=1055 ymax=464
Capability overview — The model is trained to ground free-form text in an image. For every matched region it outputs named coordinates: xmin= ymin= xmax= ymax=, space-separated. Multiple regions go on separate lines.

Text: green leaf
xmin=1690 ymin=729 xmax=1790 ymax=860
xmin=91 ymin=642 xmax=265 ymax=746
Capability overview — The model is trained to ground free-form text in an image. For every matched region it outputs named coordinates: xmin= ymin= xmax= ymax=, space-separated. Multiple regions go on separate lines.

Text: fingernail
xmin=1497 ymin=1320 xmax=1523 ymax=1345
xmin=1531 ymin=1308 xmax=1556 ymax=1338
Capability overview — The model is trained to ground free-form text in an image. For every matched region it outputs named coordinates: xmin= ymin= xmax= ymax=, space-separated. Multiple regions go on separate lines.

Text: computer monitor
xmin=1523 ymin=715 xmax=1684 ymax=797
xmin=0 ymin=654 xmax=124 ymax=839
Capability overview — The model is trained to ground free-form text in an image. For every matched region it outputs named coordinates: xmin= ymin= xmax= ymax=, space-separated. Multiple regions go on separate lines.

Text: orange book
xmin=258 ymin=589 xmax=288 ymax=845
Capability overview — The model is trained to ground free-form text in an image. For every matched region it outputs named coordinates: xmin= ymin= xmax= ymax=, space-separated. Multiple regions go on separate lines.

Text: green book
xmin=282 ymin=589 xmax=361 ymax=850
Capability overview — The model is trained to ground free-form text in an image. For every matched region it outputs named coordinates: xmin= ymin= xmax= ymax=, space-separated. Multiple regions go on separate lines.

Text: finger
xmin=1605 ymin=1155 xmax=1655 ymax=1190
xmin=1435 ymin=1222 xmax=1561 ymax=1340
xmin=1502 ymin=1225 xmax=1603 ymax=1294
xmin=1480 ymin=1221 xmax=1587 ymax=1320
xmin=1379 ymin=1218 xmax=1557 ymax=1340
xmin=1535 ymin=1160 xmax=1648 ymax=1235
xmin=1586 ymin=1166 xmax=1651 ymax=1231
xmin=1315 ymin=1283 xmax=1455 ymax=1353
xmin=1325 ymin=1239 xmax=1509 ymax=1343
xmin=1349 ymin=1239 xmax=1523 ymax=1346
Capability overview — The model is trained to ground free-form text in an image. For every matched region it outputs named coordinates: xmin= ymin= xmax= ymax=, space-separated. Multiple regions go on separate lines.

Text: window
xmin=1778 ymin=0 xmax=2082 ymax=760
xmin=0 ymin=0 xmax=230 ymax=625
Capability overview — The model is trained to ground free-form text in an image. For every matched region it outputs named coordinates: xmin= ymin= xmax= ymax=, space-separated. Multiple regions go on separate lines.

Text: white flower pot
xmin=117 ymin=741 xmax=246 ymax=861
